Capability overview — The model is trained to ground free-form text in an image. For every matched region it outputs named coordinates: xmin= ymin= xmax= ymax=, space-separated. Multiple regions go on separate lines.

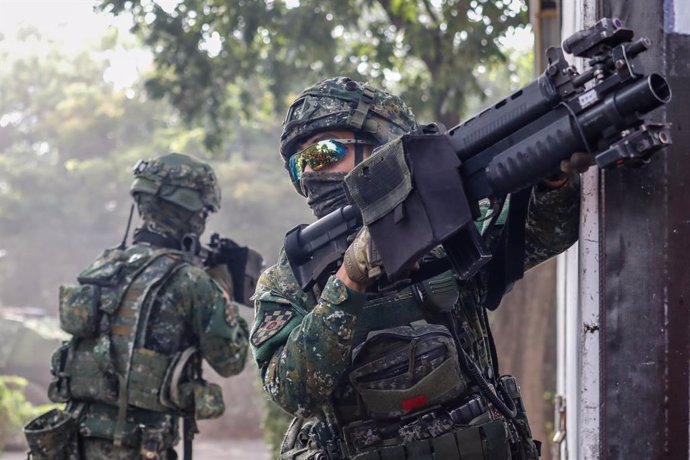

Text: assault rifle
xmin=285 ymin=18 xmax=672 ymax=293
xmin=185 ymin=233 xmax=264 ymax=306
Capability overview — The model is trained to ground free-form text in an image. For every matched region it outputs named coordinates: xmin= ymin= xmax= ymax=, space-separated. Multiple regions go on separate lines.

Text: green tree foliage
xmin=0 ymin=376 xmax=59 ymax=453
xmin=0 ymin=27 xmax=310 ymax=309
xmin=97 ymin=0 xmax=528 ymax=147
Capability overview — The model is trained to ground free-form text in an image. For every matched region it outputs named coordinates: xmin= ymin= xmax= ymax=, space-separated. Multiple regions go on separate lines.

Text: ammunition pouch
xmin=57 ymin=248 xmax=127 ymax=338
xmin=349 ymin=418 xmax=511 ymax=460
xmin=160 ymin=346 xmax=225 ymax=419
xmin=191 ymin=381 xmax=225 ymax=419
xmin=24 ymin=409 xmax=78 ymax=460
xmin=129 ymin=348 xmax=174 ymax=412
xmin=349 ymin=323 xmax=469 ymax=420
xmin=62 ymin=338 xmax=119 ymax=404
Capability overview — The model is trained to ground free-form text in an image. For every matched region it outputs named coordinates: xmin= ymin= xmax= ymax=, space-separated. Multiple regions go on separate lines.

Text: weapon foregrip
xmin=485 ymin=114 xmax=585 ymax=196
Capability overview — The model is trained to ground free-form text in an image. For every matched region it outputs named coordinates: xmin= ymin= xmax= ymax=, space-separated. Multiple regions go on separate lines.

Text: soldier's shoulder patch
xmin=251 ymin=309 xmax=296 ymax=347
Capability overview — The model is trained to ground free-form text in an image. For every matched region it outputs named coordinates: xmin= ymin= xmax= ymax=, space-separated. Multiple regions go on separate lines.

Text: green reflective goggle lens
xmin=289 ymin=139 xmax=375 ymax=181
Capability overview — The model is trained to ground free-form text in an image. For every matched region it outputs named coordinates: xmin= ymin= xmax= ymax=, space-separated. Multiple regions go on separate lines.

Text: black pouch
xmin=349 ymin=323 xmax=470 ymax=420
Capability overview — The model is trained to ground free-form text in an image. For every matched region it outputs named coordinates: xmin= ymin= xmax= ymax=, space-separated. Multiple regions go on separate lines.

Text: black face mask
xmin=300 ymin=171 xmax=349 ymax=218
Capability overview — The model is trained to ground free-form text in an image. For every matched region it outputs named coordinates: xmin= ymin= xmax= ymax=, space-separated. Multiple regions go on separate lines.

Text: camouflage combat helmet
xmin=130 ymin=153 xmax=221 ymax=212
xmin=281 ymin=76 xmax=417 ymax=194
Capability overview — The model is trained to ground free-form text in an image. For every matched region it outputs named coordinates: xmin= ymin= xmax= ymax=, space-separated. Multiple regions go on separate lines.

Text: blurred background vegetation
xmin=0 ymin=0 xmax=534 ymax=456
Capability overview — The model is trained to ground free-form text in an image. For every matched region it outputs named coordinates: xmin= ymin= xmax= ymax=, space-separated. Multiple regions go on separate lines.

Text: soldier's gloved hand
xmin=342 ymin=226 xmax=383 ymax=290
xmin=205 ymin=264 xmax=234 ymax=298
xmin=560 ymin=151 xmax=595 ymax=175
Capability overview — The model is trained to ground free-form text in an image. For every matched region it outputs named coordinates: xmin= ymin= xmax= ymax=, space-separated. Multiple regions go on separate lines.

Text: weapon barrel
xmin=578 ymin=73 xmax=670 ymax=136
xmin=447 ymin=75 xmax=561 ymax=161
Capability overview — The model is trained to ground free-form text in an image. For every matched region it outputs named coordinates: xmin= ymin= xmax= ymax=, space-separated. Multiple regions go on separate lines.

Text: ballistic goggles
xmin=288 ymin=138 xmax=376 ymax=181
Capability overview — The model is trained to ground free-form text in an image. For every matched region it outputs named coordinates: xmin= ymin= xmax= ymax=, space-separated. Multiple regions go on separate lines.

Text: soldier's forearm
xmin=524 ymin=175 xmax=581 ymax=270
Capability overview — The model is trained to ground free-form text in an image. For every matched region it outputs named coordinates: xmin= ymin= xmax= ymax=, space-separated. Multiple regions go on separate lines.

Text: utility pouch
xmin=349 ymin=323 xmax=469 ymax=420
xmin=193 ymin=382 xmax=225 ymax=420
xmin=64 ymin=338 xmax=118 ymax=404
xmin=161 ymin=351 xmax=225 ymax=419
xmin=128 ymin=348 xmax=172 ymax=412
xmin=47 ymin=342 xmax=72 ymax=403
xmin=24 ymin=409 xmax=77 ymax=460
xmin=59 ymin=284 xmax=100 ymax=338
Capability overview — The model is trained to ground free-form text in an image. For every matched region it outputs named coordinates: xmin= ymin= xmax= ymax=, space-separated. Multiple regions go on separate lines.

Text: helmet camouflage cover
xmin=281 ymin=76 xmax=417 ymax=191
xmin=130 ymin=153 xmax=221 ymax=212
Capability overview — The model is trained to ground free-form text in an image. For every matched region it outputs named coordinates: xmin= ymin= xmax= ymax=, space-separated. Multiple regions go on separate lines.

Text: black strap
xmin=183 ymin=416 xmax=195 ymax=460
xmin=483 ymin=305 xmax=501 ymax=378
xmin=353 ymin=132 xmax=364 ymax=166
xmin=484 ymin=188 xmax=531 ymax=311
xmin=132 ymin=227 xmax=181 ymax=250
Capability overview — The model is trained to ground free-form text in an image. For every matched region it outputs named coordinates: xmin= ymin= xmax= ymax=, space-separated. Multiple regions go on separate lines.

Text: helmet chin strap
xmin=354 ymin=132 xmax=364 ymax=166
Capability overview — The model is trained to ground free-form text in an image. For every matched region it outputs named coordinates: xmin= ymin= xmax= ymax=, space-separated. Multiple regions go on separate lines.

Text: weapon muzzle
xmin=579 ymin=74 xmax=671 ymax=137
xmin=615 ymin=73 xmax=671 ymax=115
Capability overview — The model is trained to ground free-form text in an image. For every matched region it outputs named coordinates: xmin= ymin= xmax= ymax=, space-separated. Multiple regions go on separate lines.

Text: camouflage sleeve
xmin=184 ymin=266 xmax=249 ymax=377
xmin=252 ymin=270 xmax=366 ymax=417
xmin=524 ymin=175 xmax=581 ymax=270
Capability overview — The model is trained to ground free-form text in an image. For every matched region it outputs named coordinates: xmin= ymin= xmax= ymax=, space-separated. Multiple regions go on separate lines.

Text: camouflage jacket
xmin=251 ymin=179 xmax=579 ymax=420
xmin=129 ymin=245 xmax=250 ymax=378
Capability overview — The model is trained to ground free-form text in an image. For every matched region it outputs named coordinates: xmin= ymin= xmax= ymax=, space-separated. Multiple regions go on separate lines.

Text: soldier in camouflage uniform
xmin=251 ymin=77 xmax=580 ymax=460
xmin=25 ymin=153 xmax=249 ymax=460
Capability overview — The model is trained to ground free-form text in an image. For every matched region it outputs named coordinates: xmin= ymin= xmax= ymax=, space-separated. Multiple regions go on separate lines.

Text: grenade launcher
xmin=285 ymin=18 xmax=672 ymax=291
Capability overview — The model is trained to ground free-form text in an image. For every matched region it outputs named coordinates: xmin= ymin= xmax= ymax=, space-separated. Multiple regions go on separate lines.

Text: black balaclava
xmin=300 ymin=171 xmax=349 ymax=219
xmin=135 ymin=194 xmax=207 ymax=242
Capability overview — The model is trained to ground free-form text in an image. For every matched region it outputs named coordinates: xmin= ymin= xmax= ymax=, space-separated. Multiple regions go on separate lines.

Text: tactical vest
xmin=49 ymin=244 xmax=222 ymax=446
xmin=285 ymin=269 xmax=539 ymax=460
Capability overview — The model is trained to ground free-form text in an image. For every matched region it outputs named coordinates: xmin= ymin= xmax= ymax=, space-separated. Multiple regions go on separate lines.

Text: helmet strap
xmin=354 ymin=132 xmax=364 ymax=166
xmin=347 ymin=85 xmax=376 ymax=130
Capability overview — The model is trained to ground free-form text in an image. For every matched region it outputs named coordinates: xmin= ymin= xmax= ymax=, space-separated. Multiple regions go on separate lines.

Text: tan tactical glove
xmin=343 ymin=226 xmax=383 ymax=287
xmin=205 ymin=264 xmax=234 ymax=298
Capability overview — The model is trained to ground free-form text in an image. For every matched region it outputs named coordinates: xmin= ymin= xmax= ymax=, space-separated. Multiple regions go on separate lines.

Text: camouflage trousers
xmin=81 ymin=437 xmax=177 ymax=460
